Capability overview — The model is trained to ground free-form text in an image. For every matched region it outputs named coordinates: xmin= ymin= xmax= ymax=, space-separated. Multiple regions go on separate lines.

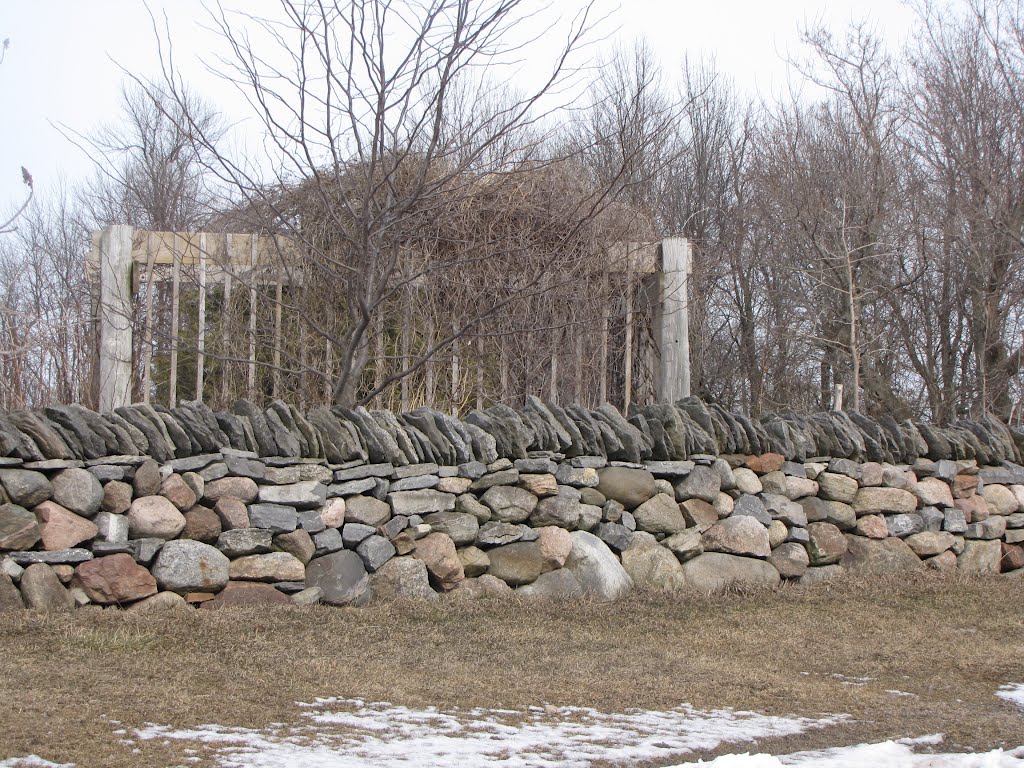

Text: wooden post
xmin=549 ymin=341 xmax=559 ymax=404
xmin=221 ymin=234 xmax=234 ymax=404
xmin=96 ymin=225 xmax=135 ymax=412
xmin=623 ymin=247 xmax=634 ymax=414
xmin=196 ymin=232 xmax=207 ymax=402
xmin=575 ymin=332 xmax=583 ymax=405
xmin=499 ymin=338 xmax=508 ymax=403
xmin=400 ymin=300 xmax=411 ymax=411
xmin=374 ymin=312 xmax=385 ymax=407
xmin=248 ymin=235 xmax=257 ymax=399
xmin=272 ymin=269 xmax=283 ymax=398
xmin=169 ymin=233 xmax=181 ymax=408
xmin=599 ymin=270 xmax=609 ymax=404
xmin=657 ymin=237 xmax=691 ymax=403
xmin=833 ymin=383 xmax=845 ymax=412
xmin=450 ymin=321 xmax=460 ymax=415
xmin=476 ymin=335 xmax=484 ymax=410
xmin=141 ymin=232 xmax=157 ymax=405
xmin=425 ymin=317 xmax=435 ymax=406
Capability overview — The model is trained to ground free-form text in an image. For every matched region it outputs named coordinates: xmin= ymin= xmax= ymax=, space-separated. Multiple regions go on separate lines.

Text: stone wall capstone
xmin=1 ymin=396 xmax=1023 ymax=610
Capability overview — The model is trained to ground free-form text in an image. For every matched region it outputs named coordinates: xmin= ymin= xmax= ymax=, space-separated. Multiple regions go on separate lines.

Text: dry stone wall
xmin=1 ymin=396 xmax=1023 ymax=611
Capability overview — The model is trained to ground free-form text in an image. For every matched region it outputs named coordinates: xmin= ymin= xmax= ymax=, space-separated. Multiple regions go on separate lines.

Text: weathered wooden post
xmin=657 ymin=237 xmax=691 ymax=403
xmin=96 ymin=224 xmax=135 ymax=412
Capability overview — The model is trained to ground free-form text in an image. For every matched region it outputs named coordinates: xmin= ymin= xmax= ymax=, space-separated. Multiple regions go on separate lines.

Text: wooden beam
xmin=96 ymin=225 xmax=135 ymax=412
xmin=248 ymin=235 xmax=257 ymax=399
xmin=169 ymin=233 xmax=181 ymax=408
xmin=221 ymin=234 xmax=234 ymax=404
xmin=141 ymin=232 xmax=157 ymax=405
xmin=657 ymin=237 xmax=691 ymax=403
xmin=196 ymin=232 xmax=207 ymax=402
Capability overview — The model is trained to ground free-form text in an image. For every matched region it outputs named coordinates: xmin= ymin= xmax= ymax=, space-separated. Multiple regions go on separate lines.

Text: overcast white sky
xmin=0 ymin=0 xmax=918 ymax=210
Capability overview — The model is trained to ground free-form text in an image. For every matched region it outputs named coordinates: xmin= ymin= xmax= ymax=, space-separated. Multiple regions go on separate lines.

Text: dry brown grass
xmin=2 ymin=573 xmax=1023 ymax=766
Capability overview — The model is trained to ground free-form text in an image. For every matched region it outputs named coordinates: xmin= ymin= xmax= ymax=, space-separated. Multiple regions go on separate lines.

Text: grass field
xmin=2 ymin=573 xmax=1023 ymax=766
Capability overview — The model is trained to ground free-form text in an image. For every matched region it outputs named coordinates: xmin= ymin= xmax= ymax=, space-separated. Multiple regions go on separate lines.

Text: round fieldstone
xmin=486 ymin=541 xmax=546 ymax=586
xmin=133 ymin=459 xmax=162 ymax=497
xmin=621 ymin=542 xmax=686 ymax=591
xmin=151 ymin=540 xmax=230 ymax=593
xmin=181 ymin=505 xmax=222 ymax=543
xmin=204 ymin=476 xmax=259 ymax=505
xmin=19 ymin=563 xmax=73 ymax=611
xmin=127 ymin=496 xmax=186 ymax=540
xmin=423 ymin=511 xmax=479 ymax=546
xmin=702 ymin=516 xmax=770 ymax=558
xmin=0 ymin=469 xmax=52 ymax=508
xmin=201 ymin=582 xmax=290 ymax=608
xmin=305 ymin=549 xmax=370 ymax=606
xmin=595 ymin=467 xmax=657 ymax=510
xmin=73 ymin=554 xmax=157 ymax=604
xmin=768 ymin=542 xmax=809 ymax=579
xmin=805 ymin=522 xmax=848 ymax=565
xmin=344 ymin=495 xmax=391 ymax=527
xmin=632 ymin=493 xmax=687 ymax=534
xmin=0 ymin=503 xmax=40 ymax=550
xmin=370 ymin=557 xmax=437 ymax=601
xmin=50 ymin=468 xmax=103 ymax=518
xmin=412 ymin=532 xmax=464 ymax=590
xmin=160 ymin=474 xmax=197 ymax=511
xmin=480 ymin=485 xmax=538 ymax=523
xmin=101 ymin=481 xmax=133 ymax=515
xmin=33 ymin=501 xmax=98 ymax=551
xmin=229 ymin=552 xmax=306 ymax=582
xmin=530 ymin=496 xmax=580 ymax=530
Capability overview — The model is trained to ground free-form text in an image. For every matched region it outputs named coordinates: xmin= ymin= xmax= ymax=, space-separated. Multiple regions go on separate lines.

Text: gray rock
xmin=216 ymin=528 xmax=274 ymax=557
xmin=621 ymin=542 xmax=686 ymax=591
xmin=314 ymin=527 xmax=345 ymax=556
xmin=662 ymin=529 xmax=704 ymax=562
xmin=305 ymin=550 xmax=370 ymax=606
xmin=958 ymin=539 xmax=1001 ymax=574
xmin=480 ymin=485 xmax=537 ymax=522
xmin=554 ymin=465 xmax=599 ymax=488
xmin=291 ymin=586 xmax=323 ymax=607
xmin=0 ymin=571 xmax=23 ymax=610
xmin=563 ymin=531 xmax=633 ymax=601
xmin=966 ymin=516 xmax=1007 ymax=540
xmin=799 ymin=564 xmax=846 ymax=586
xmin=455 ymin=494 xmax=493 ymax=523
xmin=530 ymin=495 xmax=581 ymax=530
xmin=7 ymin=548 xmax=93 ymax=565
xmin=380 ymin=515 xmax=408 ymax=541
xmin=887 ymin=513 xmax=925 ymax=538
xmin=577 ymin=503 xmax=602 ymax=532
xmin=632 ymin=493 xmax=687 ymax=534
xmin=151 ymin=540 xmax=230 ymax=593
xmin=390 ymin=475 xmax=439 ymax=492
xmin=840 ymin=535 xmax=924 ymax=574
xmin=387 ymin=489 xmax=456 ymax=516
xmin=674 ymin=465 xmax=721 ymax=503
xmin=298 ymin=509 xmax=327 ymax=534
xmin=423 ymin=512 xmax=479 ymax=546
xmin=702 ymin=516 xmax=770 ymax=558
xmin=370 ymin=557 xmax=437 ymax=601
xmin=595 ymin=522 xmax=633 ymax=552
xmin=516 ymin=568 xmax=583 ymax=600
xmin=19 ymin=563 xmax=73 ymax=611
xmin=806 ymin=522 xmax=848 ymax=565
xmin=476 ymin=521 xmax=524 ymax=547
xmin=356 ymin=534 xmax=396 ymax=572
xmin=943 ymin=508 xmax=968 ymax=534
xmin=768 ymin=542 xmax=809 ymax=579
xmin=248 ymin=503 xmax=298 ymax=533
xmin=257 ymin=481 xmax=326 ymax=509
xmin=919 ymin=506 xmax=945 ymax=532
xmin=342 ymin=523 xmax=376 ymax=548
xmin=733 ymin=495 xmax=772 ymax=526
xmin=345 ymin=495 xmax=392 ymax=527
xmin=49 ymin=468 xmax=103 ymax=518
xmin=328 ymin=477 xmax=378 ymax=497
xmin=0 ymin=469 xmax=52 ymax=508
xmin=130 ymin=538 xmax=165 ymax=565
xmin=0 ymin=503 xmax=40 ymax=549
xmin=680 ymin=552 xmax=780 ymax=592
xmin=486 ymin=541 xmax=545 ymax=586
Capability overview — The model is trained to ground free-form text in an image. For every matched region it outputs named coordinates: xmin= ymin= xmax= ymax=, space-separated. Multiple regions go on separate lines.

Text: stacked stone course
xmin=1 ymin=395 xmax=1023 ymax=611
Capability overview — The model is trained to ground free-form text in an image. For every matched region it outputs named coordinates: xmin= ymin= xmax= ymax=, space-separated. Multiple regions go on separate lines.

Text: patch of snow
xmin=997 ymin=684 xmax=1024 ymax=711
xmin=0 ymin=758 xmax=73 ymax=768
xmin=884 ymin=690 xmax=917 ymax=698
xmin=669 ymin=734 xmax=1024 ymax=767
xmin=135 ymin=698 xmax=844 ymax=768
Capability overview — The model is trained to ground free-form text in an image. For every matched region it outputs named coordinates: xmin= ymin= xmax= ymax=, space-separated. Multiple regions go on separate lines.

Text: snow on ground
xmin=131 ymin=698 xmax=843 ymax=768
xmin=669 ymin=735 xmax=1024 ymax=767
xmin=997 ymin=683 xmax=1024 ymax=712
xmin=0 ymin=758 xmax=73 ymax=768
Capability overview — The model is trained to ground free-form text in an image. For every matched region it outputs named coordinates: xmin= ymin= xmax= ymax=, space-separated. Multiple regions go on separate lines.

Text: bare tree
xmin=139 ymin=0 xmax=674 ymax=409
